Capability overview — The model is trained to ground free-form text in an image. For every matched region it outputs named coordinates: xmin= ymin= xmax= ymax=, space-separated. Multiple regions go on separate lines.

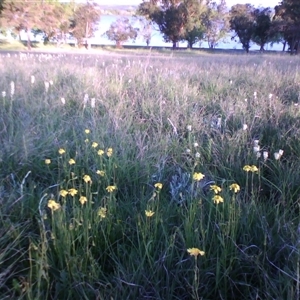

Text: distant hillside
xmin=99 ymin=5 xmax=138 ymax=16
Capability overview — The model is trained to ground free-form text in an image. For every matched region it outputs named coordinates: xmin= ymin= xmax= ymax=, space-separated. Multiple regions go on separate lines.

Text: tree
xmin=203 ymin=0 xmax=229 ymax=49
xmin=0 ymin=0 xmax=41 ymax=50
xmin=229 ymin=4 xmax=255 ymax=53
xmin=138 ymin=0 xmax=205 ymax=49
xmin=133 ymin=16 xmax=153 ymax=46
xmin=274 ymin=0 xmax=300 ymax=54
xmin=105 ymin=17 xmax=139 ymax=48
xmin=38 ymin=2 xmax=73 ymax=45
xmin=181 ymin=0 xmax=207 ymax=48
xmin=70 ymin=1 xmax=101 ymax=49
xmin=251 ymin=8 xmax=274 ymax=51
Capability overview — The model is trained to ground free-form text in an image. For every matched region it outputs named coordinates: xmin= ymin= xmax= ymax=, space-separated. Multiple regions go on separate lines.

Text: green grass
xmin=0 ymin=49 xmax=300 ymax=300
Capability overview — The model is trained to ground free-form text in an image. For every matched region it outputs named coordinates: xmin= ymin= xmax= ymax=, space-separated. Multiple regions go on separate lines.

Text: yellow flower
xmin=213 ymin=195 xmax=224 ymax=204
xmin=98 ymin=207 xmax=107 ymax=218
xmin=107 ymin=148 xmax=113 ymax=157
xmin=92 ymin=142 xmax=98 ymax=148
xmin=83 ymin=174 xmax=92 ymax=183
xmin=69 ymin=158 xmax=76 ymax=165
xmin=47 ymin=199 xmax=61 ymax=211
xmin=193 ymin=172 xmax=205 ymax=181
xmin=243 ymin=165 xmax=252 ymax=172
xmin=59 ymin=189 xmax=68 ymax=197
xmin=97 ymin=149 xmax=104 ymax=156
xmin=210 ymin=184 xmax=222 ymax=194
xmin=58 ymin=148 xmax=65 ymax=155
xmin=154 ymin=182 xmax=163 ymax=190
xmin=229 ymin=183 xmax=240 ymax=193
xmin=85 ymin=139 xmax=89 ymax=143
xmin=187 ymin=248 xmax=205 ymax=257
xmin=45 ymin=159 xmax=51 ymax=165
xmin=68 ymin=188 xmax=78 ymax=197
xmin=96 ymin=170 xmax=105 ymax=176
xmin=79 ymin=196 xmax=87 ymax=205
xmin=85 ymin=129 xmax=90 ymax=134
xmin=145 ymin=210 xmax=155 ymax=217
xmin=250 ymin=165 xmax=258 ymax=172
xmin=106 ymin=185 xmax=117 ymax=193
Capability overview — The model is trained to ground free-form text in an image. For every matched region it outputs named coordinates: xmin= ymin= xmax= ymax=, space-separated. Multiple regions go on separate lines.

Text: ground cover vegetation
xmin=0 ymin=1 xmax=300 ymax=53
xmin=0 ymin=48 xmax=300 ymax=299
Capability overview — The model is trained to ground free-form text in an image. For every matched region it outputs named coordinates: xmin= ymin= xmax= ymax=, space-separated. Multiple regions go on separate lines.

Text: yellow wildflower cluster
xmin=229 ymin=183 xmax=240 ymax=193
xmin=47 ymin=199 xmax=61 ymax=211
xmin=193 ymin=172 xmax=205 ymax=181
xmin=145 ymin=210 xmax=155 ymax=217
xmin=107 ymin=148 xmax=113 ymax=157
xmin=154 ymin=182 xmax=163 ymax=190
xmin=213 ymin=195 xmax=224 ymax=204
xmin=83 ymin=174 xmax=92 ymax=183
xmin=98 ymin=207 xmax=107 ymax=218
xmin=243 ymin=165 xmax=259 ymax=172
xmin=106 ymin=185 xmax=117 ymax=193
xmin=187 ymin=248 xmax=205 ymax=257
xmin=210 ymin=184 xmax=222 ymax=194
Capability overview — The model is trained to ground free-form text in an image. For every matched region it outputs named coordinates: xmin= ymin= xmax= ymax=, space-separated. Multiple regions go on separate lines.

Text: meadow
xmin=0 ymin=48 xmax=300 ymax=300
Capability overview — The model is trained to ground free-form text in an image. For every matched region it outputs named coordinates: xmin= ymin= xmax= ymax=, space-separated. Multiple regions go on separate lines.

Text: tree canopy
xmin=105 ymin=17 xmax=139 ymax=48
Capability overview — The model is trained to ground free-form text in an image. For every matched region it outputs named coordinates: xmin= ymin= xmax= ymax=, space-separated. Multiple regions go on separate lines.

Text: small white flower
xmin=253 ymin=139 xmax=259 ymax=146
xmin=83 ymin=93 xmax=89 ymax=108
xmin=193 ymin=142 xmax=199 ymax=148
xmin=268 ymin=93 xmax=273 ymax=99
xmin=31 ymin=75 xmax=35 ymax=84
xmin=253 ymin=145 xmax=260 ymax=153
xmin=243 ymin=124 xmax=248 ymax=130
xmin=44 ymin=81 xmax=49 ymax=93
xmin=278 ymin=149 xmax=284 ymax=157
xmin=2 ymin=91 xmax=6 ymax=97
xmin=274 ymin=152 xmax=280 ymax=160
xmin=256 ymin=151 xmax=261 ymax=159
xmin=91 ymin=98 xmax=96 ymax=108
xmin=10 ymin=81 xmax=15 ymax=96
xmin=263 ymin=151 xmax=268 ymax=161
xmin=229 ymin=80 xmax=233 ymax=84
xmin=245 ymin=98 xmax=248 ymax=102
xmin=195 ymin=152 xmax=200 ymax=158
xmin=61 ymin=97 xmax=66 ymax=105
xmin=216 ymin=117 xmax=222 ymax=129
xmin=128 ymin=79 xmax=132 ymax=83
xmin=49 ymin=80 xmax=54 ymax=85
xmin=186 ymin=125 xmax=192 ymax=131
xmin=254 ymin=91 xmax=257 ymax=99
xmin=186 ymin=149 xmax=191 ymax=154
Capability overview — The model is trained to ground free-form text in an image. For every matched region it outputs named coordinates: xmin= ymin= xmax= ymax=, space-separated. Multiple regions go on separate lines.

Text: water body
xmin=91 ymin=15 xmax=283 ymax=51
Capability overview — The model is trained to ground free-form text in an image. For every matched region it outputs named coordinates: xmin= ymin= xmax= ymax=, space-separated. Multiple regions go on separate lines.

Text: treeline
xmin=0 ymin=0 xmax=299 ymax=53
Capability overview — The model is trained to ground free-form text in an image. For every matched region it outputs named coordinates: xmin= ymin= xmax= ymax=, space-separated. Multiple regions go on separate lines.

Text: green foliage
xmin=105 ymin=17 xmax=139 ymax=48
xmin=0 ymin=50 xmax=300 ymax=299
xmin=251 ymin=8 xmax=273 ymax=51
xmin=70 ymin=2 xmax=101 ymax=49
xmin=203 ymin=0 xmax=229 ymax=48
xmin=138 ymin=0 xmax=206 ymax=49
xmin=229 ymin=4 xmax=255 ymax=53
xmin=274 ymin=0 xmax=300 ymax=54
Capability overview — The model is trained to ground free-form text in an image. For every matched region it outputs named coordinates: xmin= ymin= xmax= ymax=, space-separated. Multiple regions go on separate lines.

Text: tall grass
xmin=0 ymin=49 xmax=299 ymax=299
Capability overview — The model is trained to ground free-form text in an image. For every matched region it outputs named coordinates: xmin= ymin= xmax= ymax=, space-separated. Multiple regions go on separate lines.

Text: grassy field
xmin=0 ymin=48 xmax=300 ymax=300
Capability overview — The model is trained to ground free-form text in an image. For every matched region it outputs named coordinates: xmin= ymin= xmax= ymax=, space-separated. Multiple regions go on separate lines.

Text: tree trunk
xmin=260 ymin=45 xmax=265 ymax=51
xmin=172 ymin=41 xmax=177 ymax=49
xmin=116 ymin=40 xmax=122 ymax=48
xmin=282 ymin=41 xmax=286 ymax=52
xmin=26 ymin=28 xmax=31 ymax=50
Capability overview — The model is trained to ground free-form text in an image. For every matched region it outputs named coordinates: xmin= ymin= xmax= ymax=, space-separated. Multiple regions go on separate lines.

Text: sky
xmin=94 ymin=0 xmax=281 ymax=8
